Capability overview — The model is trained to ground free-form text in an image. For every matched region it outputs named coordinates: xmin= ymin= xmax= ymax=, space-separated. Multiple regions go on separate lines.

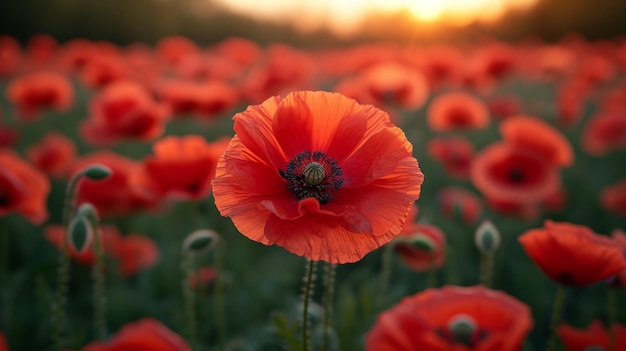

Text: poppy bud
xmin=83 ymin=164 xmax=112 ymax=181
xmin=475 ymin=220 xmax=500 ymax=254
xmin=447 ymin=314 xmax=477 ymax=345
xmin=77 ymin=203 xmax=99 ymax=223
xmin=68 ymin=214 xmax=92 ymax=254
xmin=182 ymin=229 xmax=220 ymax=254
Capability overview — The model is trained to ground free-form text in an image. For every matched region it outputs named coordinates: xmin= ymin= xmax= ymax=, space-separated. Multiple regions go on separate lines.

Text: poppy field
xmin=1 ymin=34 xmax=626 ymax=351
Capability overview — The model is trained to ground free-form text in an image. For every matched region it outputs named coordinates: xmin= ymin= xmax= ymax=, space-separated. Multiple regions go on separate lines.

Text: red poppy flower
xmin=518 ymin=221 xmax=626 ymax=286
xmin=26 ymin=34 xmax=58 ymax=64
xmin=427 ymin=137 xmax=474 ymax=179
xmin=71 ymin=151 xmax=158 ymax=218
xmin=43 ymin=224 xmax=123 ymax=266
xmin=558 ymin=320 xmax=626 ymax=351
xmin=427 ymin=92 xmax=490 ymax=131
xmin=393 ymin=223 xmax=446 ymax=272
xmin=437 ymin=187 xmax=482 ymax=224
xmin=188 ymin=266 xmax=217 ymax=288
xmin=158 ymin=80 xmax=239 ymax=120
xmin=600 ymin=179 xmax=626 ymax=217
xmin=115 ymin=234 xmax=159 ymax=276
xmin=556 ymin=80 xmax=587 ymax=129
xmin=543 ymin=188 xmax=567 ymax=213
xmin=79 ymin=55 xmax=130 ymax=89
xmin=420 ymin=45 xmax=463 ymax=87
xmin=485 ymin=197 xmax=540 ymax=221
xmin=80 ymin=81 xmax=168 ymax=146
xmin=0 ymin=150 xmax=50 ymax=224
xmin=212 ymin=91 xmax=424 ymax=263
xmin=336 ymin=62 xmax=429 ymax=111
xmin=0 ymin=35 xmax=21 ymax=77
xmin=26 ymin=131 xmax=76 ymax=178
xmin=240 ymin=44 xmax=314 ymax=103
xmin=7 ymin=72 xmax=73 ymax=121
xmin=213 ymin=36 xmax=261 ymax=68
xmin=82 ymin=318 xmax=191 ymax=351
xmin=133 ymin=135 xmax=229 ymax=201
xmin=611 ymin=229 xmax=626 ymax=287
xmin=487 ymin=95 xmax=521 ymax=120
xmin=365 ymin=285 xmax=533 ymax=351
xmin=473 ymin=43 xmax=516 ymax=81
xmin=581 ymin=109 xmax=626 ymax=156
xmin=0 ymin=126 xmax=18 ymax=148
xmin=156 ymin=36 xmax=199 ymax=67
xmin=471 ymin=142 xmax=560 ymax=205
xmin=500 ymin=115 xmax=573 ymax=168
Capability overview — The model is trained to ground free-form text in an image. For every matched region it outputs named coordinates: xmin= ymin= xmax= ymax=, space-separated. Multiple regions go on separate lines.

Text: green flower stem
xmin=322 ymin=263 xmax=336 ymax=351
xmin=377 ymin=244 xmax=393 ymax=309
xmin=301 ymin=259 xmax=316 ymax=351
xmin=546 ymin=285 xmax=566 ymax=351
xmin=480 ymin=253 xmax=494 ymax=287
xmin=182 ymin=252 xmax=199 ymax=350
xmin=52 ymin=172 xmax=84 ymax=351
xmin=91 ymin=218 xmax=106 ymax=341
xmin=214 ymin=242 xmax=226 ymax=348
xmin=0 ymin=222 xmax=8 ymax=330
xmin=608 ymin=287 xmax=617 ymax=351
xmin=427 ymin=257 xmax=437 ymax=289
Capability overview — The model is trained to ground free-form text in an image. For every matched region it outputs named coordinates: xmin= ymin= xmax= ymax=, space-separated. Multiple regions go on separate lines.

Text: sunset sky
xmin=213 ymin=0 xmax=541 ymax=36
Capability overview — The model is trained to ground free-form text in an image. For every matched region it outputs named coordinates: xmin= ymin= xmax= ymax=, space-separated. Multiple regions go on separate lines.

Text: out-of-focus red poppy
xmin=365 ymin=285 xmax=533 ymax=351
xmin=79 ymin=55 xmax=130 ymax=89
xmin=427 ymin=137 xmax=474 ymax=179
xmin=133 ymin=135 xmax=229 ymax=201
xmin=611 ymin=229 xmax=626 ymax=287
xmin=26 ymin=34 xmax=58 ymax=64
xmin=601 ymin=179 xmax=626 ymax=217
xmin=26 ymin=131 xmax=76 ymax=178
xmin=437 ymin=187 xmax=482 ymax=223
xmin=188 ymin=267 xmax=217 ymax=288
xmin=158 ymin=80 xmax=239 ymax=120
xmin=213 ymin=37 xmax=261 ymax=68
xmin=534 ymin=45 xmax=575 ymax=80
xmin=473 ymin=43 xmax=517 ymax=81
xmin=156 ymin=36 xmax=199 ymax=67
xmin=427 ymin=91 xmax=490 ymax=131
xmin=335 ymin=62 xmax=429 ymax=111
xmin=420 ymin=45 xmax=463 ymax=88
xmin=71 ymin=151 xmax=158 ymax=218
xmin=59 ymin=39 xmax=99 ymax=73
xmin=240 ymin=44 xmax=314 ymax=103
xmin=518 ymin=221 xmax=626 ymax=286
xmin=115 ymin=235 xmax=159 ymax=276
xmin=0 ymin=126 xmax=19 ymax=148
xmin=7 ymin=72 xmax=74 ymax=121
xmin=471 ymin=142 xmax=560 ymax=205
xmin=43 ymin=224 xmax=123 ymax=266
xmin=212 ymin=91 xmax=424 ymax=263
xmin=0 ymin=150 xmax=50 ymax=224
xmin=393 ymin=223 xmax=446 ymax=272
xmin=582 ymin=109 xmax=626 ymax=156
xmin=80 ymin=81 xmax=168 ymax=145
xmin=0 ymin=35 xmax=21 ymax=77
xmin=500 ymin=115 xmax=573 ymax=168
xmin=82 ymin=318 xmax=191 ymax=351
xmin=556 ymin=79 xmax=588 ymax=128
xmin=485 ymin=197 xmax=540 ymax=221
xmin=558 ymin=320 xmax=626 ymax=351
xmin=543 ymin=188 xmax=567 ymax=213
xmin=487 ymin=95 xmax=521 ymax=120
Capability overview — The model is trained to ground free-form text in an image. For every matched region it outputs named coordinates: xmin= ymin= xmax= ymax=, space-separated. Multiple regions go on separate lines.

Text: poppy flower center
xmin=436 ymin=314 xmax=488 ymax=347
xmin=280 ymin=150 xmax=344 ymax=205
xmin=0 ymin=190 xmax=8 ymax=206
xmin=509 ymin=168 xmax=525 ymax=183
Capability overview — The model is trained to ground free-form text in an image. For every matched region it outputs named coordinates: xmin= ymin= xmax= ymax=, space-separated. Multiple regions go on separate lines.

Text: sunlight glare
xmin=213 ymin=0 xmax=540 ymax=36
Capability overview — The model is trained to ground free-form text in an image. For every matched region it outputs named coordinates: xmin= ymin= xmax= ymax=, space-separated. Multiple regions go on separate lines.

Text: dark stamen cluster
xmin=280 ymin=150 xmax=344 ymax=204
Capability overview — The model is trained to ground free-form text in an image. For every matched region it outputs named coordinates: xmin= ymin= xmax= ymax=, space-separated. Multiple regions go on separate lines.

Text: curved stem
xmin=91 ymin=219 xmax=106 ymax=341
xmin=301 ymin=259 xmax=316 ymax=351
xmin=182 ymin=252 xmax=198 ymax=350
xmin=52 ymin=173 xmax=83 ymax=351
xmin=480 ymin=253 xmax=494 ymax=287
xmin=546 ymin=285 xmax=566 ymax=351
xmin=322 ymin=263 xmax=336 ymax=351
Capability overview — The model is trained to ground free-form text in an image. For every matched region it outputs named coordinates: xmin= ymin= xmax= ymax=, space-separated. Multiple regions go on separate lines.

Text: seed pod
xmin=83 ymin=164 xmax=112 ymax=181
xmin=475 ymin=220 xmax=500 ymax=254
xmin=68 ymin=215 xmax=93 ymax=254
xmin=447 ymin=314 xmax=477 ymax=345
xmin=183 ymin=229 xmax=220 ymax=254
